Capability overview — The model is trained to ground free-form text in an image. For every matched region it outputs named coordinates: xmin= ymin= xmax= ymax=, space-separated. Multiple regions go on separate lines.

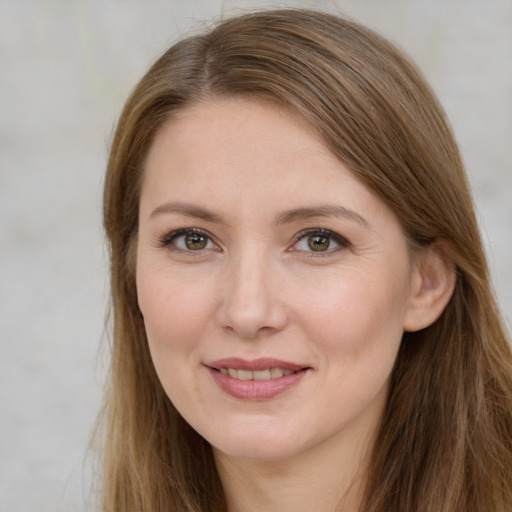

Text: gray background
xmin=1 ymin=1 xmax=510 ymax=510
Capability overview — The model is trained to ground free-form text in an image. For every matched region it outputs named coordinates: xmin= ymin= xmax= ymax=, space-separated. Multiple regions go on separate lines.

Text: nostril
xmin=215 ymin=266 xmax=289 ymax=338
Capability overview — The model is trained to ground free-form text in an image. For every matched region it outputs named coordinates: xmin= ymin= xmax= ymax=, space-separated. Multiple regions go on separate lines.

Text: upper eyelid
xmin=158 ymin=226 xmax=349 ymax=250
xmin=287 ymin=228 xmax=351 ymax=256
xmin=292 ymin=228 xmax=349 ymax=245
xmin=160 ymin=227 xmax=218 ymax=247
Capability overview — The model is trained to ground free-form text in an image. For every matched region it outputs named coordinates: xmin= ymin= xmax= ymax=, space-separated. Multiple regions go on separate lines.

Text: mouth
xmin=205 ymin=358 xmax=311 ymax=400
xmin=217 ymin=367 xmax=297 ymax=380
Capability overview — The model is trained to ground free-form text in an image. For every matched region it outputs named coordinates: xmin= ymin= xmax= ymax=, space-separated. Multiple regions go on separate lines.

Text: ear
xmin=403 ymin=239 xmax=456 ymax=332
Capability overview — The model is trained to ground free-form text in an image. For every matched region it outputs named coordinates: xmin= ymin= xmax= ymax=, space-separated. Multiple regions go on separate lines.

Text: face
xmin=136 ymin=98 xmax=417 ymax=462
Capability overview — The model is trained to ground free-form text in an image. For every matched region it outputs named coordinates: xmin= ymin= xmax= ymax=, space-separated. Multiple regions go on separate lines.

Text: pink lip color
xmin=205 ymin=358 xmax=310 ymax=400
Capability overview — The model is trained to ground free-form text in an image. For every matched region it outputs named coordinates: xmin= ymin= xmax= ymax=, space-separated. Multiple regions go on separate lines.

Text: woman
xmin=98 ymin=9 xmax=512 ymax=511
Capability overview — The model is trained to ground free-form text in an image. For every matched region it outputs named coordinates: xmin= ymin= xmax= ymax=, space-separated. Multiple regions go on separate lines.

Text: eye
xmin=161 ymin=228 xmax=217 ymax=252
xmin=292 ymin=229 xmax=349 ymax=254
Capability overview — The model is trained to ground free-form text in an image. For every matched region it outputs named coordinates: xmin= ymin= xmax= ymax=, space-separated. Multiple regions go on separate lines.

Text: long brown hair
xmin=98 ymin=9 xmax=512 ymax=511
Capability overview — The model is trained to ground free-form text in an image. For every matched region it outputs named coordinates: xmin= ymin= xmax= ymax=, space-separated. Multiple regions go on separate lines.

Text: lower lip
xmin=207 ymin=367 xmax=309 ymax=400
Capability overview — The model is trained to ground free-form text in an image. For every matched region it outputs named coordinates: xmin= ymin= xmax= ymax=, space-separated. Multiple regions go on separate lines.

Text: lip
xmin=205 ymin=358 xmax=311 ymax=400
xmin=207 ymin=357 xmax=306 ymax=372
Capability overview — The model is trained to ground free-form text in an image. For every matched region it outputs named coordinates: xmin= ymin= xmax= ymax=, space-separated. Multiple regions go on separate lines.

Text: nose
xmin=215 ymin=249 xmax=288 ymax=339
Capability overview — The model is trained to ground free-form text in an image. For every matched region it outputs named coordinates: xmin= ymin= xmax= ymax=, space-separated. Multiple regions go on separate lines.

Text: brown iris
xmin=185 ymin=233 xmax=208 ymax=250
xmin=308 ymin=234 xmax=331 ymax=251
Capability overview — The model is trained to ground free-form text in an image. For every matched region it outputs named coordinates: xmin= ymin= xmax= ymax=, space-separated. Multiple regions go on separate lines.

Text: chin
xmin=213 ymin=438 xmax=300 ymax=462
xmin=204 ymin=421 xmax=308 ymax=462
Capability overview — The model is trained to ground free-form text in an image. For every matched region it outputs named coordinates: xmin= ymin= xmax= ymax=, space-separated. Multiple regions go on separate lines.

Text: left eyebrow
xmin=275 ymin=205 xmax=370 ymax=228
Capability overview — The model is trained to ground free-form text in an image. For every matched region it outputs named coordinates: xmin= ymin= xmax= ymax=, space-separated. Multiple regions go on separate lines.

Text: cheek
xmin=137 ymin=266 xmax=217 ymax=352
xmin=136 ymin=269 xmax=216 ymax=410
xmin=297 ymin=267 xmax=410 ymax=355
xmin=298 ymin=271 xmax=408 ymax=420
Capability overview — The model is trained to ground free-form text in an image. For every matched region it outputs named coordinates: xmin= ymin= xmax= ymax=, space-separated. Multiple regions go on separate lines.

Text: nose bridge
xmin=217 ymin=243 xmax=287 ymax=338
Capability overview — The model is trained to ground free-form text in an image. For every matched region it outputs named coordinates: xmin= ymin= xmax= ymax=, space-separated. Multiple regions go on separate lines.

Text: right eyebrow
xmin=148 ymin=201 xmax=224 ymax=223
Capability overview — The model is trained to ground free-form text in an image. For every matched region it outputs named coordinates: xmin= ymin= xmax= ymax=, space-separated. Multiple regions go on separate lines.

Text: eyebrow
xmin=149 ymin=201 xmax=370 ymax=228
xmin=276 ymin=205 xmax=370 ymax=228
xmin=149 ymin=201 xmax=224 ymax=223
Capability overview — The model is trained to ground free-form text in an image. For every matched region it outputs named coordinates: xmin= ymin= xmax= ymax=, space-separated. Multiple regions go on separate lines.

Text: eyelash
xmin=291 ymin=228 xmax=350 ymax=256
xmin=159 ymin=227 xmax=350 ymax=255
xmin=159 ymin=228 xmax=217 ymax=252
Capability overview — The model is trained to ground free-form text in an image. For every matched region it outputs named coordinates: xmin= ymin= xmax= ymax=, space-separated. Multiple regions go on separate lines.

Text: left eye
xmin=293 ymin=230 xmax=347 ymax=253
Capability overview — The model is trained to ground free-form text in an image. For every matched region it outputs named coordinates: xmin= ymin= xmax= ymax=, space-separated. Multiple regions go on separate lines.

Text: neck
xmin=213 ymin=422 xmax=375 ymax=512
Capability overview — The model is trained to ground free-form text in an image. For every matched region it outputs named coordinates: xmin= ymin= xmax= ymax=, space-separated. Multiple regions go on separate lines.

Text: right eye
xmin=162 ymin=228 xmax=217 ymax=252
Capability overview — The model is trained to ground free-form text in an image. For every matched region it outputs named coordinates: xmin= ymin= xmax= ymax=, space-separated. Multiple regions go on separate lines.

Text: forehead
xmin=144 ymin=99 xmax=352 ymax=190
xmin=140 ymin=98 xmax=391 ymax=227
xmin=155 ymin=99 xmax=326 ymax=160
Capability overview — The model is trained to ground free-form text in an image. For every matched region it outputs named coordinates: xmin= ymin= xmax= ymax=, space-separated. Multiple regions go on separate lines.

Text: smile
xmin=219 ymin=368 xmax=296 ymax=380
xmin=206 ymin=358 xmax=310 ymax=400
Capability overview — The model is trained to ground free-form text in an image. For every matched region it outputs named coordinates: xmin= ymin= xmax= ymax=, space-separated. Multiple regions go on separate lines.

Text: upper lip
xmin=206 ymin=357 xmax=308 ymax=372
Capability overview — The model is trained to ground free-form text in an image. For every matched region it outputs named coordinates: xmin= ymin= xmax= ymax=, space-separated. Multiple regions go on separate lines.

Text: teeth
xmin=237 ymin=369 xmax=253 ymax=381
xmin=270 ymin=368 xmax=284 ymax=378
xmin=219 ymin=368 xmax=297 ymax=380
xmin=253 ymin=369 xmax=271 ymax=380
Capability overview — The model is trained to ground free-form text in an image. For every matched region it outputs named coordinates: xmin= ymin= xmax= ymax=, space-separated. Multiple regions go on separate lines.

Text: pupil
xmin=185 ymin=234 xmax=207 ymax=250
xmin=308 ymin=235 xmax=330 ymax=251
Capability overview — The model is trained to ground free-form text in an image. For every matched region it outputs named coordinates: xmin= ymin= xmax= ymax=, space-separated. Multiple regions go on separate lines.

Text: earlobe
xmin=403 ymin=239 xmax=456 ymax=332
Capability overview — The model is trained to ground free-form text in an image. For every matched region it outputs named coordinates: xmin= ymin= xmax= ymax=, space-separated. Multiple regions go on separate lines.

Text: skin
xmin=136 ymin=98 xmax=453 ymax=511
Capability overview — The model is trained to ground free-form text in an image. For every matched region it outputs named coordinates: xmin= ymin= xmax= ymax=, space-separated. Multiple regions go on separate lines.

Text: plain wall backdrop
xmin=1 ymin=1 xmax=510 ymax=510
